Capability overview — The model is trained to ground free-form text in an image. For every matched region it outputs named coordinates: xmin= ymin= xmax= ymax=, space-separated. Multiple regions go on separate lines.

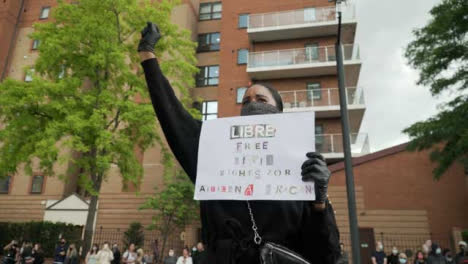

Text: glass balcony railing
xmin=279 ymin=87 xmax=365 ymax=110
xmin=248 ymin=5 xmax=355 ymax=29
xmin=247 ymin=44 xmax=359 ymax=69
xmin=316 ymin=133 xmax=370 ymax=156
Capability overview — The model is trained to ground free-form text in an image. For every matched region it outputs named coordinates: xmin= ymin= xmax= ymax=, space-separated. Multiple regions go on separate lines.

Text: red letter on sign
xmin=244 ymin=184 xmax=254 ymax=196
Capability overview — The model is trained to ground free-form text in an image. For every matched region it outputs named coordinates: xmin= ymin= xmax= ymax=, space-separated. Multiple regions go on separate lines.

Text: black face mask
xmin=240 ymin=101 xmax=280 ymax=116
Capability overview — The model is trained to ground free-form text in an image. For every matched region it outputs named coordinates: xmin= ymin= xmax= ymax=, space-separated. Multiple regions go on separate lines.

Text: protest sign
xmin=194 ymin=112 xmax=316 ymax=201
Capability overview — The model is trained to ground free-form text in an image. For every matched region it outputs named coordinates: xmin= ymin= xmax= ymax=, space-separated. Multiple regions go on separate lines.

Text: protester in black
xmin=54 ymin=238 xmax=68 ymax=264
xmin=112 ymin=244 xmax=121 ymax=264
xmin=139 ymin=22 xmax=340 ymax=264
xmin=427 ymin=244 xmax=445 ymax=264
xmin=32 ymin=244 xmax=44 ymax=264
xmin=20 ymin=242 xmax=33 ymax=264
xmin=388 ymin=247 xmax=400 ymax=264
xmin=2 ymin=240 xmax=18 ymax=264
xmin=192 ymin=243 xmax=206 ymax=264
xmin=372 ymin=241 xmax=387 ymax=264
xmin=456 ymin=241 xmax=467 ymax=264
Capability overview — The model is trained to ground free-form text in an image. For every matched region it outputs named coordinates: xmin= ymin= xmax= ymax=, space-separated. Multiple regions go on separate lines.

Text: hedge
xmin=0 ymin=221 xmax=82 ymax=258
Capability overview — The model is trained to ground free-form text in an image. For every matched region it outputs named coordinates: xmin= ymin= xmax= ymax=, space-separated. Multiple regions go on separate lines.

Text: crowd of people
xmin=2 ymin=238 xmax=207 ymax=264
xmin=362 ymin=240 xmax=468 ymax=264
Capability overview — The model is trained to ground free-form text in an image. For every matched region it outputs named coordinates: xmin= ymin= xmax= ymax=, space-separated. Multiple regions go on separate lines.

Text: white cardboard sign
xmin=194 ymin=112 xmax=316 ymax=201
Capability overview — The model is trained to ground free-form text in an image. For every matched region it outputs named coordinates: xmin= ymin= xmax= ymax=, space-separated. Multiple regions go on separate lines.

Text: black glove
xmin=138 ymin=21 xmax=161 ymax=53
xmin=301 ymin=152 xmax=330 ymax=203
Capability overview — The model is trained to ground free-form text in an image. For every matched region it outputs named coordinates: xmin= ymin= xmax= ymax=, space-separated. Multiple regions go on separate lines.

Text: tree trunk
xmin=82 ymin=193 xmax=99 ymax=259
xmin=81 ymin=168 xmax=103 ymax=259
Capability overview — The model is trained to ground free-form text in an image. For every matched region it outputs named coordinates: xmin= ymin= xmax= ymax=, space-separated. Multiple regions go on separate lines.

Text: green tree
xmin=0 ymin=0 xmax=197 ymax=257
xmin=123 ymin=222 xmax=145 ymax=249
xmin=140 ymin=170 xmax=198 ymax=262
xmin=403 ymin=0 xmax=468 ymax=179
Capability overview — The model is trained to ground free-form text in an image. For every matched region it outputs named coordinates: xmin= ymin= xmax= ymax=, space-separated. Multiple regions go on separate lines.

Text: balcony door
xmin=305 ymin=43 xmax=319 ymax=62
xmin=304 ymin=8 xmax=316 ymax=22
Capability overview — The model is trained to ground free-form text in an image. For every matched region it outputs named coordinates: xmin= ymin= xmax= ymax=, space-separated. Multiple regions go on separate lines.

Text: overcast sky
xmin=352 ymin=0 xmax=444 ymax=152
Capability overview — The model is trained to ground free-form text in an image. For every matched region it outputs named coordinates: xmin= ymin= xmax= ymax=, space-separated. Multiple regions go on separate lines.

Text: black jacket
xmin=141 ymin=58 xmax=340 ymax=264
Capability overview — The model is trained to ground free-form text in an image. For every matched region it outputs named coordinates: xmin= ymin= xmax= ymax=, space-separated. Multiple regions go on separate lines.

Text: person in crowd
xmin=176 ymin=248 xmax=192 ymax=264
xmin=54 ymin=238 xmax=68 ymax=264
xmin=372 ymin=241 xmax=388 ymax=264
xmin=111 ymin=244 xmax=121 ymax=264
xmin=414 ymin=250 xmax=427 ymax=264
xmin=65 ymin=244 xmax=78 ymax=264
xmin=456 ymin=241 xmax=467 ymax=264
xmin=32 ymin=243 xmax=44 ymax=264
xmin=163 ymin=250 xmax=176 ymax=264
xmin=388 ymin=246 xmax=400 ymax=264
xmin=97 ymin=242 xmax=114 ymax=264
xmin=3 ymin=240 xmax=19 ymax=264
xmin=20 ymin=242 xmax=33 ymax=264
xmin=86 ymin=244 xmax=99 ymax=264
xmin=423 ymin=241 xmax=433 ymax=258
xmin=122 ymin=244 xmax=137 ymax=264
xmin=427 ymin=244 xmax=445 ymax=264
xmin=138 ymin=21 xmax=340 ymax=264
xmin=192 ymin=243 xmax=206 ymax=264
xmin=336 ymin=243 xmax=349 ymax=264
xmin=443 ymin=249 xmax=455 ymax=264
xmin=152 ymin=240 xmax=159 ymax=264
xmin=399 ymin=253 xmax=408 ymax=264
xmin=135 ymin=249 xmax=145 ymax=264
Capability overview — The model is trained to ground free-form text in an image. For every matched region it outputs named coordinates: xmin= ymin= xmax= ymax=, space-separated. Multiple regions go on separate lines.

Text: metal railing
xmin=92 ymin=227 xmax=185 ymax=258
xmin=248 ymin=5 xmax=356 ymax=29
xmin=279 ymin=87 xmax=365 ymax=109
xmin=339 ymin=232 xmax=454 ymax=262
xmin=247 ymin=44 xmax=359 ymax=69
xmin=316 ymin=133 xmax=369 ymax=155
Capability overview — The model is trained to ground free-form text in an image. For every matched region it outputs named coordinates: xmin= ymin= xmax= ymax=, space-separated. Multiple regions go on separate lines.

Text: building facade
xmin=1 ymin=0 xmax=466 ymax=261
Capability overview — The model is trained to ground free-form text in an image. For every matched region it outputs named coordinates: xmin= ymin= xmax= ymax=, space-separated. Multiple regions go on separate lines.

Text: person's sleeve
xmin=141 ymin=58 xmax=202 ymax=183
xmin=299 ymin=201 xmax=341 ymax=264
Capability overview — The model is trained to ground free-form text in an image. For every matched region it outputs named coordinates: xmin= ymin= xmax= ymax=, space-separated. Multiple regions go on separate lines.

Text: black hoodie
xmin=141 ymin=58 xmax=340 ymax=264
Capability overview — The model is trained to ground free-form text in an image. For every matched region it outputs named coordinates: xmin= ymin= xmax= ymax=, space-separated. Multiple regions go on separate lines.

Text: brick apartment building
xmin=1 ymin=0 xmax=466 ymax=261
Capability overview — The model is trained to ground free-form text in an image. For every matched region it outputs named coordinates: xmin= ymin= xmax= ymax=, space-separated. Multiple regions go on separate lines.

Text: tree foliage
xmin=0 ymin=0 xmax=197 ymax=256
xmin=123 ymin=222 xmax=145 ymax=249
xmin=140 ymin=170 xmax=198 ymax=262
xmin=403 ymin=0 xmax=468 ymax=179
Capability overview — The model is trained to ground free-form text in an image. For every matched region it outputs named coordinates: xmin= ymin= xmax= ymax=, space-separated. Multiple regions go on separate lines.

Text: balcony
xmin=279 ymin=87 xmax=365 ymax=132
xmin=248 ymin=5 xmax=356 ymax=42
xmin=316 ymin=133 xmax=370 ymax=161
xmin=247 ymin=44 xmax=361 ymax=87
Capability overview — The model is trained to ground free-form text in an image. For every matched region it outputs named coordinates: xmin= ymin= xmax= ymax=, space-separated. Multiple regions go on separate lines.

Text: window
xmin=306 ymin=82 xmax=321 ymax=100
xmin=39 ymin=7 xmax=50 ymax=19
xmin=31 ymin=175 xmax=44 ymax=194
xmin=305 ymin=43 xmax=319 ymax=61
xmin=199 ymin=2 xmax=222 ymax=20
xmin=201 ymin=101 xmax=218 ymax=120
xmin=32 ymin=39 xmax=40 ymax=50
xmin=304 ymin=8 xmax=316 ymax=22
xmin=196 ymin=65 xmax=219 ymax=87
xmin=197 ymin=33 xmax=220 ymax=52
xmin=237 ymin=49 xmax=248 ymax=64
xmin=238 ymin=14 xmax=249 ymax=28
xmin=0 ymin=176 xmax=11 ymax=194
xmin=236 ymin=87 xmax=247 ymax=104
xmin=24 ymin=69 xmax=34 ymax=82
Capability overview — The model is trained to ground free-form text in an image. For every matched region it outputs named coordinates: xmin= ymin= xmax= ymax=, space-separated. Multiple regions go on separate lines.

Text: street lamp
xmin=332 ymin=1 xmax=362 ymax=264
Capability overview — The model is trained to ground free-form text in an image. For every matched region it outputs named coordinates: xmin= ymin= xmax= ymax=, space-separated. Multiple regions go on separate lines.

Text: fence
xmin=92 ymin=227 xmax=186 ymax=258
xmin=340 ymin=232 xmax=454 ymax=261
